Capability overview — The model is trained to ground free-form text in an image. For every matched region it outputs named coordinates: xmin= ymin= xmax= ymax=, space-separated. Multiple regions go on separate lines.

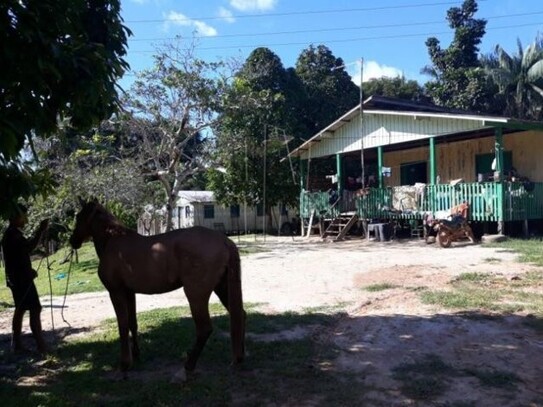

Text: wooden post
xmin=429 ymin=136 xmax=436 ymax=184
xmin=336 ymin=153 xmax=342 ymax=196
xmin=495 ymin=127 xmax=505 ymax=234
xmin=377 ymin=146 xmax=383 ymax=188
xmin=300 ymin=159 xmax=307 ymax=236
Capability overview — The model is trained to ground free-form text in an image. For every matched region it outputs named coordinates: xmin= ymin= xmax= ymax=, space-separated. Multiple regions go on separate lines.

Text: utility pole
xmin=359 ymin=57 xmax=365 ymax=189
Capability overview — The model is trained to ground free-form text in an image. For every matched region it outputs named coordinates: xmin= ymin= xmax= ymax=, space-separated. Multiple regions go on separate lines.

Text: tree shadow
xmin=0 ymin=309 xmax=542 ymax=406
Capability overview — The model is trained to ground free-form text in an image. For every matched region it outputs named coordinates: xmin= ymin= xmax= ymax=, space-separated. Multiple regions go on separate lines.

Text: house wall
xmin=172 ymin=202 xmax=294 ymax=234
xmin=381 ymin=130 xmax=543 ymax=186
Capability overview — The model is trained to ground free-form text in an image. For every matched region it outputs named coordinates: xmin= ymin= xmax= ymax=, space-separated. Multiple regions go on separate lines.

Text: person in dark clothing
xmin=1 ymin=205 xmax=49 ymax=353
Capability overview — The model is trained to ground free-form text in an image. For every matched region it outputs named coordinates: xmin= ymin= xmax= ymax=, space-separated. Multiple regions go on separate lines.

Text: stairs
xmin=322 ymin=212 xmax=359 ymax=241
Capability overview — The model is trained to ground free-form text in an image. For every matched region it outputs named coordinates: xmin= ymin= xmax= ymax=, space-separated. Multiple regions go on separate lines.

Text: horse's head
xmin=69 ymin=197 xmax=101 ymax=249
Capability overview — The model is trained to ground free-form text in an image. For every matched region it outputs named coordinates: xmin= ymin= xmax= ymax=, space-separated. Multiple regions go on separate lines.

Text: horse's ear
xmin=92 ymin=197 xmax=99 ymax=204
xmin=77 ymin=196 xmax=85 ymax=207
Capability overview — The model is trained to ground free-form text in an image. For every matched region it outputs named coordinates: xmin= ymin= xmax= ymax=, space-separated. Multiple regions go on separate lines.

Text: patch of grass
xmin=363 ymin=283 xmax=399 ymax=292
xmin=486 ymin=238 xmax=543 ymax=266
xmin=0 ymin=306 xmax=366 ymax=406
xmin=464 ymin=368 xmax=521 ymax=390
xmin=420 ymin=288 xmax=500 ymax=310
xmin=392 ymin=354 xmax=457 ymax=400
xmin=483 ymin=257 xmax=502 ymax=263
xmin=0 ymin=242 xmax=102 ymax=310
xmin=453 ymin=272 xmax=490 ymax=283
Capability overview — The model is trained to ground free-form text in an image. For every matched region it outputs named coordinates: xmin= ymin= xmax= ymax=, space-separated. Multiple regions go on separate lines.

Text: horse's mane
xmin=93 ymin=204 xmax=138 ymax=237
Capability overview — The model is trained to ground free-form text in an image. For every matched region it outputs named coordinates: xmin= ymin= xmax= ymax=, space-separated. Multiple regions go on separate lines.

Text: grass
xmin=0 ymin=243 xmax=102 ymax=310
xmin=420 ymin=238 xmax=543 ymax=323
xmin=363 ymin=283 xmax=399 ymax=292
xmin=486 ymin=238 xmax=543 ymax=266
xmin=0 ymin=305 xmax=365 ymax=406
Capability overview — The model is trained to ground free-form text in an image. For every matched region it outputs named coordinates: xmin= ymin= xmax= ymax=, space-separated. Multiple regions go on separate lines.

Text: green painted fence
xmin=301 ymin=181 xmax=543 ymax=222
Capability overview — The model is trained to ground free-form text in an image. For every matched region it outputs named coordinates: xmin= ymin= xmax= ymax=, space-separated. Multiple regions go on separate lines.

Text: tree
xmin=122 ymin=39 xmax=231 ymax=231
xmin=363 ymin=76 xmax=428 ymax=102
xmin=422 ymin=0 xmax=498 ymax=113
xmin=0 ymin=0 xmax=130 ymax=217
xmin=209 ymin=48 xmax=299 ymax=226
xmin=295 ymin=45 xmax=359 ymax=138
xmin=482 ymin=35 xmax=543 ymax=120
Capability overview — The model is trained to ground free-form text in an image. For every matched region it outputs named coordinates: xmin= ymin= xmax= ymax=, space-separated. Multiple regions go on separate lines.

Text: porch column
xmin=299 ymin=158 xmax=307 ymax=190
xmin=429 ymin=136 xmax=437 ymax=184
xmin=494 ymin=127 xmax=504 ymax=177
xmin=495 ymin=127 xmax=505 ymax=234
xmin=377 ymin=146 xmax=383 ymax=188
xmin=336 ymin=153 xmax=343 ymax=197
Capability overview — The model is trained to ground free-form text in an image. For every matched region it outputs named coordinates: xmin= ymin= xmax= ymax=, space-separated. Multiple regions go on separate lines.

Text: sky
xmin=119 ymin=0 xmax=543 ymax=91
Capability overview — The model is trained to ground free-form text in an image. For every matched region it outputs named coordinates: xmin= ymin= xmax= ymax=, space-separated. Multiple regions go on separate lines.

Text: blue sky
xmin=120 ymin=0 xmax=543 ymax=91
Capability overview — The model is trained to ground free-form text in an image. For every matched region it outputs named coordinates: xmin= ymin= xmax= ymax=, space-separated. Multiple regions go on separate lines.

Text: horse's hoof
xmin=170 ymin=369 xmax=187 ymax=384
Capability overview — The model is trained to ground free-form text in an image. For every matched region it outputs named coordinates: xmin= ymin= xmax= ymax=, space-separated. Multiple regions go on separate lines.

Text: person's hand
xmin=39 ymin=219 xmax=49 ymax=231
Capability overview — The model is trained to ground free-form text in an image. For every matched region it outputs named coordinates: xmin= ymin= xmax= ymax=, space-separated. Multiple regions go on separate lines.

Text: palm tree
xmin=483 ymin=35 xmax=543 ymax=120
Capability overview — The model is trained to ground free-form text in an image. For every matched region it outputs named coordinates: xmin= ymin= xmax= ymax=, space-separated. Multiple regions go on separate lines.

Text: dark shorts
xmin=9 ymin=281 xmax=41 ymax=311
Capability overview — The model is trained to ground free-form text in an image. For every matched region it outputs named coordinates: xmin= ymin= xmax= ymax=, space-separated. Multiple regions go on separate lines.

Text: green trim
xmin=495 ymin=127 xmax=504 ymax=176
xmin=377 ymin=146 xmax=383 ymax=188
xmin=336 ymin=153 xmax=342 ymax=196
xmin=429 ymin=136 xmax=436 ymax=184
xmin=484 ymin=120 xmax=543 ymax=131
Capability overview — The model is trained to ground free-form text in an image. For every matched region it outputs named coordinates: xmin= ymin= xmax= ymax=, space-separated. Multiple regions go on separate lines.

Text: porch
xmin=301 ymin=181 xmax=543 ymax=224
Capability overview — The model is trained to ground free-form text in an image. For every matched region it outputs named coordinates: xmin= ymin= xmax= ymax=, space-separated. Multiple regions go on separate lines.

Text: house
xmin=288 ymin=96 xmax=543 ymax=237
xmin=172 ymin=190 xmax=294 ymax=235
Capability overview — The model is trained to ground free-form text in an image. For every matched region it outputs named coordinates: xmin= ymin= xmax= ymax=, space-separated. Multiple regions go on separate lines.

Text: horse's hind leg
xmin=126 ymin=291 xmax=140 ymax=360
xmin=109 ymin=291 xmax=132 ymax=371
xmin=184 ymin=292 xmax=213 ymax=372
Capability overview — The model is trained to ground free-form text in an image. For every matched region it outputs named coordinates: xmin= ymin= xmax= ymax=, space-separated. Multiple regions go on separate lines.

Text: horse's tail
xmin=227 ymin=240 xmax=245 ymax=363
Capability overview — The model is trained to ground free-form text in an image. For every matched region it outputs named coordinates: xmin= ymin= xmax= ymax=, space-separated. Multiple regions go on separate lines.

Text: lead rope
xmin=60 ymin=249 xmax=75 ymax=327
xmin=45 ymin=247 xmax=55 ymax=332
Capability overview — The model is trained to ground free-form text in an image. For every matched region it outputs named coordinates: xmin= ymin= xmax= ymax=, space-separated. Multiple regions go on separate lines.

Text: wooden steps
xmin=322 ymin=212 xmax=359 ymax=241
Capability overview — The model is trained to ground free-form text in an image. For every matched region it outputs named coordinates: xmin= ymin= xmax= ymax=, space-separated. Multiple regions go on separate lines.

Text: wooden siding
xmin=380 ymin=131 xmax=543 ymax=185
xmin=299 ymin=112 xmax=488 ymax=160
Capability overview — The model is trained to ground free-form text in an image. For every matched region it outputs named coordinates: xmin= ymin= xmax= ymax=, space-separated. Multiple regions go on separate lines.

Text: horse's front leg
xmin=126 ymin=291 xmax=140 ymax=360
xmin=184 ymin=291 xmax=213 ymax=372
xmin=109 ymin=291 xmax=132 ymax=371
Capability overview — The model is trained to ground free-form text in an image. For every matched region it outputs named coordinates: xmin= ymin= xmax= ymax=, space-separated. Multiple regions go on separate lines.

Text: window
xmin=400 ymin=161 xmax=427 ymax=185
xmin=203 ymin=204 xmax=215 ymax=219
xmin=230 ymin=205 xmax=240 ymax=218
xmin=475 ymin=151 xmax=512 ymax=180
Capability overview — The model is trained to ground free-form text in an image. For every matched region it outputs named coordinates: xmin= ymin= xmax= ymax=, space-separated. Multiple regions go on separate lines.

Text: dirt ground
xmin=1 ymin=236 xmax=542 ymax=405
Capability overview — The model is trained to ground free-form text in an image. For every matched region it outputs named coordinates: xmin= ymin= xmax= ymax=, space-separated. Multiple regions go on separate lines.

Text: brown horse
xmin=69 ymin=199 xmax=245 ymax=374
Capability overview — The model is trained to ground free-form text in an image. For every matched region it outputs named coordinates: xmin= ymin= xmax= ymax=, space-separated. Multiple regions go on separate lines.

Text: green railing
xmin=301 ymin=181 xmax=543 ymax=222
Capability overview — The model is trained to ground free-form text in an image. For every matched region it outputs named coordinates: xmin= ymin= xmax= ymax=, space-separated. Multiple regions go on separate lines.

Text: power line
xmin=127 ymin=11 xmax=543 ymax=43
xmin=124 ymin=1 xmax=482 ymax=24
xmin=127 ymin=22 xmax=543 ymax=54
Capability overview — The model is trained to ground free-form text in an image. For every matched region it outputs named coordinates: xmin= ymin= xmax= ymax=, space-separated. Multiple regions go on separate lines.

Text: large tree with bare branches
xmin=122 ymin=40 xmax=233 ymax=230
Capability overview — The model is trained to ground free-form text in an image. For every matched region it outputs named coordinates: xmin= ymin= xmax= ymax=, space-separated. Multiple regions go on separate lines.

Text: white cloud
xmin=218 ymin=7 xmax=236 ymax=23
xmin=130 ymin=0 xmax=148 ymax=4
xmin=349 ymin=60 xmax=403 ymax=85
xmin=229 ymin=0 xmax=277 ymax=12
xmin=163 ymin=11 xmax=218 ymax=37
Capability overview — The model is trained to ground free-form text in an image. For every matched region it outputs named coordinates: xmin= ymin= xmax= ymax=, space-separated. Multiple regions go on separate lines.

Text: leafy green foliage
xmin=363 ymin=76 xmax=428 ymax=102
xmin=423 ymin=0 xmax=499 ymax=113
xmin=0 ymin=0 xmax=131 ymax=218
xmin=295 ymin=44 xmax=360 ymax=139
xmin=482 ymin=35 xmax=543 ymax=120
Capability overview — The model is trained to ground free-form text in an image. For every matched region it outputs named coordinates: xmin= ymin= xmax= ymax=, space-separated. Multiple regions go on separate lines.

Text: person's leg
xmin=12 ymin=307 xmax=26 ymax=351
xmin=29 ymin=307 xmax=47 ymax=353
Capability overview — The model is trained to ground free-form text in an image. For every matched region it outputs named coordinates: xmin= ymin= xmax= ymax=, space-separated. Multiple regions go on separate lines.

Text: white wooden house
xmin=172 ymin=190 xmax=294 ymax=234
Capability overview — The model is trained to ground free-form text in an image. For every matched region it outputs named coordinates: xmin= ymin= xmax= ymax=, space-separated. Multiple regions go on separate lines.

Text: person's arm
xmin=26 ymin=219 xmax=49 ymax=252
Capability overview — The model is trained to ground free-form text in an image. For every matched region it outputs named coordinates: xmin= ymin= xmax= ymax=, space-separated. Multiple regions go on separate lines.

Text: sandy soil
xmin=1 ymin=236 xmax=542 ymax=405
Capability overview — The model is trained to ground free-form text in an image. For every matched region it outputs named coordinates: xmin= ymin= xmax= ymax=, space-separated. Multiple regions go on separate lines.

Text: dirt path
xmin=1 ymin=236 xmax=542 ymax=405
